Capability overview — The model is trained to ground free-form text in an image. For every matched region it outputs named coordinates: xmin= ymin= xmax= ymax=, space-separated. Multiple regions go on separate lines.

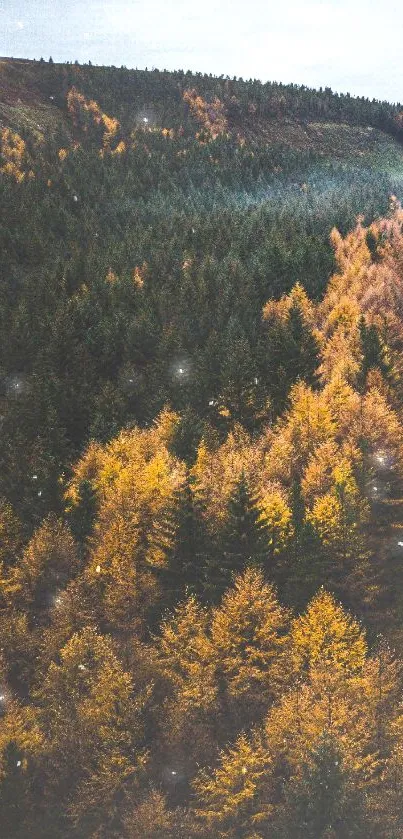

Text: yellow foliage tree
xmin=194 ymin=731 xmax=273 ymax=838
xmin=67 ymin=86 xmax=121 ymax=152
xmin=0 ymin=127 xmax=30 ymax=182
xmin=5 ymin=515 xmax=78 ymax=615
xmin=66 ymin=411 xmax=185 ymax=630
xmin=36 ymin=626 xmax=147 ymax=834
xmin=307 ymin=459 xmax=369 ymax=565
xmin=210 ymin=568 xmax=291 ymax=723
xmin=259 ymin=487 xmax=294 ymax=558
xmin=156 ymin=596 xmax=218 ymax=770
xmin=291 ymin=589 xmax=367 ymax=675
xmin=183 ymin=88 xmax=228 ymax=141
xmin=191 ymin=425 xmax=260 ymax=529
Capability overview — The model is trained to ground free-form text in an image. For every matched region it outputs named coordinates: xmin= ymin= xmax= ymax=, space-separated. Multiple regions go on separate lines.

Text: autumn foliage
xmin=67 ymin=86 xmax=121 ymax=152
xmin=3 ymin=58 xmax=403 ymax=836
xmin=183 ymin=88 xmax=228 ymax=141
xmin=0 ymin=127 xmax=34 ymax=182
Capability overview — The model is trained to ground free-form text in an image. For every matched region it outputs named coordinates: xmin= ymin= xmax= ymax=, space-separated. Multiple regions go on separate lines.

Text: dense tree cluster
xmin=1 ymin=62 xmax=403 ymax=526
xmin=0 ymin=204 xmax=402 ymax=833
xmin=2 ymin=59 xmax=403 ymax=835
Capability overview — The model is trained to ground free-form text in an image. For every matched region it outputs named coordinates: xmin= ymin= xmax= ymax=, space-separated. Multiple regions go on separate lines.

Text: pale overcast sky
xmin=0 ymin=0 xmax=402 ymax=103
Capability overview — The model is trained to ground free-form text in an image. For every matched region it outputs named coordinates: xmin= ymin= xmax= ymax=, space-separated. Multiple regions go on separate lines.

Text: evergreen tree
xmin=0 ymin=497 xmax=24 ymax=571
xmin=0 ymin=741 xmax=29 ymax=838
xmin=262 ymin=299 xmax=320 ymax=416
xmin=365 ymin=229 xmax=381 ymax=262
xmin=358 ymin=315 xmax=390 ymax=388
xmin=171 ymin=406 xmax=204 ymax=464
xmin=288 ymin=300 xmax=320 ymax=388
xmin=159 ymin=474 xmax=210 ymax=606
xmin=275 ymin=733 xmax=369 ymax=839
xmin=219 ymin=471 xmax=268 ymax=584
xmin=284 ymin=479 xmax=322 ymax=607
xmin=67 ymin=478 xmax=97 ymax=548
xmin=219 ymin=330 xmax=269 ymax=431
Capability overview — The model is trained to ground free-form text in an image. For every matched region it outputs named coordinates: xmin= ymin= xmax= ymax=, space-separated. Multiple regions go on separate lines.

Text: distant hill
xmin=0 ymin=56 xmax=403 ymax=152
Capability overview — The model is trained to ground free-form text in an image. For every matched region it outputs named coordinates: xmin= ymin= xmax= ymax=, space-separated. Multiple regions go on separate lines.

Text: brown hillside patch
xmin=0 ymin=59 xmax=43 ymax=106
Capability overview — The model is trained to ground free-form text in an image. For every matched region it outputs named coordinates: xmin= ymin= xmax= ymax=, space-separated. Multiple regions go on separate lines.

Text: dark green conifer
xmin=262 ymin=302 xmax=320 ymax=417
xmin=160 ymin=473 xmax=211 ymax=607
xmin=358 ymin=315 xmax=390 ymax=388
xmin=275 ymin=734 xmax=369 ymax=839
xmin=204 ymin=472 xmax=269 ymax=601
xmin=0 ymin=742 xmax=30 ymax=838
xmin=219 ymin=333 xmax=269 ymax=431
xmin=67 ymin=479 xmax=97 ymax=547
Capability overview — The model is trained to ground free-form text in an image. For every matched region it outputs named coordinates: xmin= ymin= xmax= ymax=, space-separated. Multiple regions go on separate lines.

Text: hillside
xmin=3 ymin=58 xmax=403 ymax=837
xmin=0 ymin=58 xmax=400 ymax=135
xmin=1 ymin=59 xmax=403 ymax=523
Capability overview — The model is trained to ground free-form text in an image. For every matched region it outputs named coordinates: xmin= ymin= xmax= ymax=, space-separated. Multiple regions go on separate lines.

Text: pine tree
xmin=218 ymin=331 xmax=269 ymax=431
xmin=365 ymin=229 xmax=380 ymax=262
xmin=275 ymin=733 xmax=368 ymax=839
xmin=0 ymin=497 xmax=24 ymax=571
xmin=171 ymin=406 xmax=204 ymax=464
xmin=159 ymin=474 xmax=210 ymax=606
xmin=122 ymin=790 xmax=175 ymax=838
xmin=35 ymin=627 xmax=147 ymax=836
xmin=194 ymin=731 xmax=273 ymax=838
xmin=7 ymin=515 xmax=78 ymax=620
xmin=288 ymin=300 xmax=320 ymax=389
xmin=358 ymin=315 xmax=390 ymax=389
xmin=0 ymin=741 xmax=29 ymax=837
xmin=155 ymin=596 xmax=218 ymax=771
xmin=67 ymin=478 xmax=97 ymax=547
xmin=0 ymin=702 xmax=43 ymax=838
xmin=306 ymin=460 xmax=369 ymax=595
xmin=284 ymin=479 xmax=322 ymax=608
xmin=217 ymin=471 xmax=268 ymax=592
xmin=291 ymin=589 xmax=367 ymax=676
xmin=262 ymin=290 xmax=320 ymax=416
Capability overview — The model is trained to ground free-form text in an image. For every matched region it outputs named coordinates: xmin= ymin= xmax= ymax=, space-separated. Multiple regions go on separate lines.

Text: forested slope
xmin=1 ymin=59 xmax=403 ymax=522
xmin=2 ymin=59 xmax=403 ymax=837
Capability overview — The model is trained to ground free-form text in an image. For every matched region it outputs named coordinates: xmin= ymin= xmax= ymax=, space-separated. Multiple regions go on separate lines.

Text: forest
xmin=2 ymin=57 xmax=403 ymax=836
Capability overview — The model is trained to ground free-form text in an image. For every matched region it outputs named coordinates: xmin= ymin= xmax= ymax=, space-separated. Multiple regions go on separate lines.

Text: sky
xmin=0 ymin=0 xmax=402 ymax=104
